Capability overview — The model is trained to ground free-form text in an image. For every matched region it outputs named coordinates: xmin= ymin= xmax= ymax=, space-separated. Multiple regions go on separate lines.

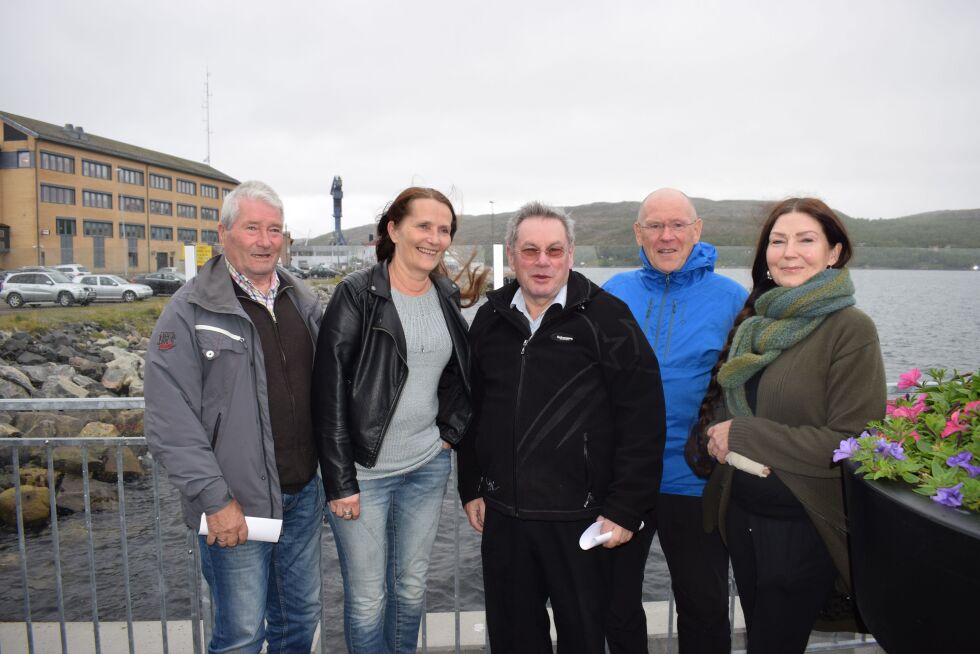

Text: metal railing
xmin=0 ymin=398 xmax=878 ymax=653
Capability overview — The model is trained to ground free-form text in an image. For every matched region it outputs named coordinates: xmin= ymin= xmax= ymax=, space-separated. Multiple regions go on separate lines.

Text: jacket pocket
xmin=210 ymin=412 xmax=222 ymax=450
xmin=195 ymin=324 xmax=247 ymax=360
xmin=583 ymin=432 xmax=594 ymax=508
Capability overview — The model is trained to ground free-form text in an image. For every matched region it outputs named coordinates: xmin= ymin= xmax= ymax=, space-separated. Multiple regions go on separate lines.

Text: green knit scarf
xmin=718 ymin=267 xmax=855 ymax=417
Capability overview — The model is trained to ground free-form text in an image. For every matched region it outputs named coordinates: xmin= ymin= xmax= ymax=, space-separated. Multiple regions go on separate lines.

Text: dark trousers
xmin=726 ymin=500 xmax=838 ymax=654
xmin=606 ymin=494 xmax=731 ymax=654
xmin=482 ymin=507 xmax=612 ymax=654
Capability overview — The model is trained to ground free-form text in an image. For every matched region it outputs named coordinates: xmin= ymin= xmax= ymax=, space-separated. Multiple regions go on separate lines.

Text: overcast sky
xmin=5 ymin=0 xmax=979 ymax=237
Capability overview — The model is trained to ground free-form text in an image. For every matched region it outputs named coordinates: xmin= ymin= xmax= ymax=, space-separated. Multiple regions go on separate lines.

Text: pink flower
xmin=897 ymin=368 xmax=922 ymax=389
xmin=908 ymin=430 xmax=920 ymax=441
xmin=940 ymin=416 xmax=968 ymax=439
xmin=885 ymin=401 xmax=897 ymax=416
xmin=963 ymin=400 xmax=980 ymax=415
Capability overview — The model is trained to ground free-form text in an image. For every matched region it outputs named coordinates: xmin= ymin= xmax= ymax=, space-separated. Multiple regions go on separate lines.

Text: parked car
xmin=131 ymin=271 xmax=186 ymax=296
xmin=283 ymin=264 xmax=309 ymax=279
xmin=0 ymin=271 xmax=96 ymax=308
xmin=308 ymin=264 xmax=341 ymax=278
xmin=73 ymin=274 xmax=153 ymax=302
xmin=53 ymin=263 xmax=91 ymax=277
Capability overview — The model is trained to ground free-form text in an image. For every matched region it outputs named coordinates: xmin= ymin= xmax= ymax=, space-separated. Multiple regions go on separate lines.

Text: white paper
xmin=199 ymin=514 xmax=283 ymax=543
xmin=727 ymin=452 xmax=770 ymax=478
xmin=579 ymin=519 xmax=645 ymax=550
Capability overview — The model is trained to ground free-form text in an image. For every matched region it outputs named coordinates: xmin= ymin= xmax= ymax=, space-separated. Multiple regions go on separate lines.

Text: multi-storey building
xmin=0 ymin=111 xmax=239 ymax=274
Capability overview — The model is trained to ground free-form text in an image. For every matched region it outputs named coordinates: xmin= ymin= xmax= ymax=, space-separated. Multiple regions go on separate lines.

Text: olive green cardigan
xmin=703 ymin=306 xmax=886 ymax=596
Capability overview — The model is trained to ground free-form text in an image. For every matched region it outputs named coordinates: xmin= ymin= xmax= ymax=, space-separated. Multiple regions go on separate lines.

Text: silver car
xmin=1 ymin=271 xmax=97 ymax=308
xmin=73 ymin=274 xmax=154 ymax=303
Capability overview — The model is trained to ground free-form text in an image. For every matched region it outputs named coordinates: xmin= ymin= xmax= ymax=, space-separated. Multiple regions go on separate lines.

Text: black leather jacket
xmin=312 ymin=262 xmax=471 ymax=501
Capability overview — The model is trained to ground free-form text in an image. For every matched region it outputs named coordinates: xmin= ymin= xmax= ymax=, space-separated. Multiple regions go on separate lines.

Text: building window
xmin=150 ymin=200 xmax=173 ymax=215
xmin=151 ymin=225 xmax=174 ymax=241
xmin=40 ymin=184 xmax=76 ymax=205
xmin=222 ymin=187 xmax=232 ymax=199
xmin=177 ymin=203 xmax=197 ymax=219
xmin=118 ymin=167 xmax=144 ymax=186
xmin=82 ymin=159 xmax=112 ymax=179
xmin=83 ymin=220 xmax=113 ymax=237
xmin=121 ymin=223 xmax=146 ymax=239
xmin=177 ymin=228 xmax=198 ymax=243
xmin=150 ymin=173 xmax=173 ymax=190
xmin=201 ymin=207 xmax=219 ymax=221
xmin=201 ymin=184 xmax=219 ymax=199
xmin=201 ymin=229 xmax=219 ymax=244
xmin=18 ymin=151 xmax=32 ymax=167
xmin=56 ymin=217 xmax=77 ymax=236
xmin=41 ymin=151 xmax=75 ymax=174
xmin=83 ymin=190 xmax=113 ymax=209
xmin=120 ymin=195 xmax=145 ymax=212
xmin=177 ymin=179 xmax=197 ymax=195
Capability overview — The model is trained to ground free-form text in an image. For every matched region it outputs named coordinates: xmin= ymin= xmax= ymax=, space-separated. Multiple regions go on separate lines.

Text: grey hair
xmin=220 ymin=180 xmax=284 ymax=229
xmin=505 ymin=201 xmax=576 ymax=251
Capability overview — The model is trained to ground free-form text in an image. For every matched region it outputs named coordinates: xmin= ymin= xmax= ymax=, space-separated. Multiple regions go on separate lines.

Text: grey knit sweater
xmin=356 ymin=285 xmax=451 ymax=480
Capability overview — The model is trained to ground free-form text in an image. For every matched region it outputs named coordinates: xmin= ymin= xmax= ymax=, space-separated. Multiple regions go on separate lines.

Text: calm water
xmin=2 ymin=268 xmax=977 ymax=649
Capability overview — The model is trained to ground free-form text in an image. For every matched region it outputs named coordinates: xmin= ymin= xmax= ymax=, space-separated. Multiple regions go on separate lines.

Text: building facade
xmin=0 ymin=111 xmax=239 ymax=274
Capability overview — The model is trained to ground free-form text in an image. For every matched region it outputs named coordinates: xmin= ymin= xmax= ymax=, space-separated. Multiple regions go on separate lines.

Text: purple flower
xmin=833 ymin=437 xmax=861 ymax=462
xmin=946 ymin=452 xmax=980 ymax=478
xmin=874 ymin=438 xmax=906 ymax=461
xmin=932 ymin=483 xmax=964 ymax=508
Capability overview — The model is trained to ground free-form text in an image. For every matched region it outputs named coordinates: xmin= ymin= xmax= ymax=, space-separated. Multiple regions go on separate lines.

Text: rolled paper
xmin=199 ymin=514 xmax=283 ymax=543
xmin=727 ymin=452 xmax=770 ymax=477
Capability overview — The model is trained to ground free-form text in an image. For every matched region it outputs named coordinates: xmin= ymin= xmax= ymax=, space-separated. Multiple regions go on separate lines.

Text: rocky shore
xmin=0 ymin=323 xmax=153 ymax=528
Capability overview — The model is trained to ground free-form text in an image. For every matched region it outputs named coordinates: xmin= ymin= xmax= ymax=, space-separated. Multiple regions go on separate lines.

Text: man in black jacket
xmin=458 ymin=201 xmax=666 ymax=652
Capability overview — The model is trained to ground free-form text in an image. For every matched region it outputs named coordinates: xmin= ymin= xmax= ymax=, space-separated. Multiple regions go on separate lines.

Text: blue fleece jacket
xmin=603 ymin=242 xmax=748 ymax=496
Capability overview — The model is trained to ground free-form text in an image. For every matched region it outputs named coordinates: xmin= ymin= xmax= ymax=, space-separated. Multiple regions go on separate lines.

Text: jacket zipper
xmin=652 ymin=274 xmax=671 ymax=353
xmin=513 ymin=336 xmax=531 ymax=517
xmin=373 ymin=325 xmax=408 ymax=459
xmin=210 ymin=413 xmax=222 ymax=450
xmin=194 ymin=324 xmax=247 ymax=343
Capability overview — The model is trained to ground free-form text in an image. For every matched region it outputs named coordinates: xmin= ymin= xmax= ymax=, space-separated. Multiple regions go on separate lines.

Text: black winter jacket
xmin=457 ymin=271 xmax=666 ymax=531
xmin=312 ymin=262 xmax=471 ymax=501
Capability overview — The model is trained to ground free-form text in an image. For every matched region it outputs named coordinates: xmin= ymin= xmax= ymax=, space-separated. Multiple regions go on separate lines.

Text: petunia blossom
xmin=891 ymin=403 xmax=925 ymax=421
xmin=897 ymin=368 xmax=922 ymax=389
xmin=931 ymin=483 xmax=964 ymax=508
xmin=963 ymin=400 xmax=980 ymax=415
xmin=874 ymin=438 xmax=906 ymax=460
xmin=947 ymin=452 xmax=980 ymax=478
xmin=941 ymin=416 xmax=968 ymax=439
xmin=833 ymin=437 xmax=860 ymax=462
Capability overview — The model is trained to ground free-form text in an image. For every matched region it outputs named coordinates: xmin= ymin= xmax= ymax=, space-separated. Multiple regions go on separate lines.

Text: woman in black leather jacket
xmin=312 ymin=187 xmax=483 ymax=653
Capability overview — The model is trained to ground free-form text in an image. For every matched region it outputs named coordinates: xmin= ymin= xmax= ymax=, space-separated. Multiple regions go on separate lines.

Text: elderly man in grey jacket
xmin=145 ymin=180 xmax=324 ymax=654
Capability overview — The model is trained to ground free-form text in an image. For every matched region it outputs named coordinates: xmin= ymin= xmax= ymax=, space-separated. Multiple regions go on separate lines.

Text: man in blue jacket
xmin=603 ymin=188 xmax=748 ymax=653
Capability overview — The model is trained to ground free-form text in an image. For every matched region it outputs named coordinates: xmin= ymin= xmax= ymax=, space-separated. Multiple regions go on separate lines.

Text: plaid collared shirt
xmin=225 ymin=258 xmax=280 ymax=318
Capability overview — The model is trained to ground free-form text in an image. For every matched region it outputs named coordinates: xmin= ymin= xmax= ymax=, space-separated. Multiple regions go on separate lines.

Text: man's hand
xmin=329 ymin=493 xmax=361 ymax=521
xmin=206 ymin=499 xmax=248 ymax=547
xmin=464 ymin=498 xmax=485 ymax=534
xmin=597 ymin=515 xmax=634 ymax=549
xmin=706 ymin=419 xmax=733 ymax=464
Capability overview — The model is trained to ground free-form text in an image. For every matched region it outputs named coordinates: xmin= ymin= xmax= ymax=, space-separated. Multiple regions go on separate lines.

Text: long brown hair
xmin=375 ymin=187 xmax=487 ymax=306
xmin=684 ymin=197 xmax=853 ymax=476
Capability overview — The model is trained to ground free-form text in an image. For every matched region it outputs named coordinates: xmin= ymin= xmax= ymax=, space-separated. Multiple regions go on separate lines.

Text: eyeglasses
xmin=517 ymin=246 xmax=567 ymax=262
xmin=636 ymin=219 xmax=699 ymax=233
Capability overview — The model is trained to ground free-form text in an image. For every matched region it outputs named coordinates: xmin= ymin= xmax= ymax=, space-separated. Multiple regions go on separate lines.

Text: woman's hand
xmin=329 ymin=493 xmax=361 ymax=521
xmin=706 ymin=419 xmax=733 ymax=464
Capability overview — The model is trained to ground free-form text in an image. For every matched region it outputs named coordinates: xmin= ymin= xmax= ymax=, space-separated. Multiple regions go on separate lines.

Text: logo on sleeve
xmin=551 ymin=333 xmax=575 ymax=343
xmin=157 ymin=331 xmax=176 ymax=350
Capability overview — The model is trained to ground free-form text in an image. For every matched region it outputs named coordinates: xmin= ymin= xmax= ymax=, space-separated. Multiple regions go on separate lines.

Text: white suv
xmin=0 ymin=271 xmax=96 ymax=308
xmin=53 ymin=263 xmax=91 ymax=276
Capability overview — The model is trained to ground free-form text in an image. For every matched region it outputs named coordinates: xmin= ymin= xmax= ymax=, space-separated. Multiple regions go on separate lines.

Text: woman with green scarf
xmin=692 ymin=198 xmax=886 ymax=653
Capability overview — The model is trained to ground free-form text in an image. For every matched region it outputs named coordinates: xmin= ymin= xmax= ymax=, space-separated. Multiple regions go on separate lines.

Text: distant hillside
xmin=311 ymin=199 xmax=980 ymax=251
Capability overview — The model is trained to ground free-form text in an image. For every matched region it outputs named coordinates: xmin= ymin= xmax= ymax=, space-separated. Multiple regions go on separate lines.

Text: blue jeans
xmin=198 ymin=476 xmax=325 ymax=654
xmin=327 ymin=448 xmax=451 ymax=654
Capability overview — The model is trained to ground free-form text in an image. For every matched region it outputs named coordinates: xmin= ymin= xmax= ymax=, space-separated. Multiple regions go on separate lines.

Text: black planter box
xmin=843 ymin=463 xmax=980 ymax=653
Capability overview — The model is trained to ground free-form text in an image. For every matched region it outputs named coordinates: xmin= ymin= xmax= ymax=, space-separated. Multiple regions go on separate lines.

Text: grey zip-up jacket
xmin=144 ymin=256 xmax=322 ymax=529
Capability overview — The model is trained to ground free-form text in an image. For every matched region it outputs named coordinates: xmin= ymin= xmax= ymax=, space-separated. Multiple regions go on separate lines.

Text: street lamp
xmin=489 ymin=200 xmax=495 ymax=245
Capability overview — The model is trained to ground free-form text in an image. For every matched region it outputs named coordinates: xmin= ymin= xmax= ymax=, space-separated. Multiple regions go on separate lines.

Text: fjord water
xmin=1 ymin=269 xmax=977 ymax=648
